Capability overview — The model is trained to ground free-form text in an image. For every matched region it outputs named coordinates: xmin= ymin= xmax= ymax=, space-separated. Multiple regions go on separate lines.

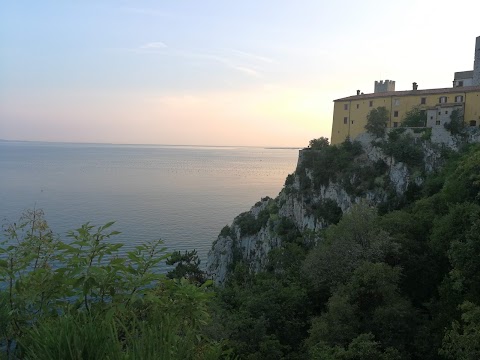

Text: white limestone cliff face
xmin=207 ymin=199 xmax=282 ymax=285
xmin=206 ymin=138 xmax=448 ymax=285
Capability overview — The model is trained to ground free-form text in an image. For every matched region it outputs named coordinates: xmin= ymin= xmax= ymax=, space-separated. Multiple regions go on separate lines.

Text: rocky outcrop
xmin=206 ymin=130 xmax=474 ymax=285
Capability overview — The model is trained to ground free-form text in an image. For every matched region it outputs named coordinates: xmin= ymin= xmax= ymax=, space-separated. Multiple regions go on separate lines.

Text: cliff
xmin=206 ymin=128 xmax=480 ymax=285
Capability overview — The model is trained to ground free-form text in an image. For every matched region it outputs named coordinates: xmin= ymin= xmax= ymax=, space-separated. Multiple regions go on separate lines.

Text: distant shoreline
xmin=0 ymin=138 xmax=302 ymax=150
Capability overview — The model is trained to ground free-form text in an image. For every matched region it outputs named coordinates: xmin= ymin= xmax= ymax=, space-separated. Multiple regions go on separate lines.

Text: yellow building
xmin=331 ymin=86 xmax=480 ymax=144
xmin=330 ymin=36 xmax=480 ymax=145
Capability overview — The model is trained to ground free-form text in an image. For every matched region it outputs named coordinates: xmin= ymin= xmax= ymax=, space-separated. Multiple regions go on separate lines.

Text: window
xmin=393 ymin=122 xmax=398 ymax=128
xmin=439 ymin=96 xmax=447 ymax=103
xmin=344 ymin=104 xmax=349 ymax=110
xmin=394 ymin=111 xmax=399 ymax=117
xmin=445 ymin=111 xmax=449 ymax=115
xmin=369 ymin=100 xmax=373 ymax=107
xmin=351 ymin=120 xmax=354 ymax=124
xmin=455 ymin=95 xmax=464 ymax=103
xmin=343 ymin=117 xmax=348 ymax=124
xmin=430 ymin=116 xmax=434 ymax=120
xmin=438 ymin=111 xmax=441 ymax=115
xmin=436 ymin=120 xmax=441 ymax=125
xmin=393 ymin=99 xmax=400 ymax=106
xmin=470 ymin=120 xmax=477 ymax=127
xmin=356 ymin=104 xmax=359 ymax=109
xmin=421 ymin=97 xmax=426 ymax=105
xmin=458 ymin=81 xmax=464 ymax=87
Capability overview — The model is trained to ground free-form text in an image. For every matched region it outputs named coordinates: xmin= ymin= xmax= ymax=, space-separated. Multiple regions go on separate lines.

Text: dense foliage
xmin=297 ymin=139 xmax=363 ymax=189
xmin=0 ymin=213 xmax=232 ymax=359
xmin=211 ymin=142 xmax=480 ymax=359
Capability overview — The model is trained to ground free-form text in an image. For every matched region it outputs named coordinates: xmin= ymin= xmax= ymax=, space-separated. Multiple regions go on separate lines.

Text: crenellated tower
xmin=374 ymin=80 xmax=395 ymax=93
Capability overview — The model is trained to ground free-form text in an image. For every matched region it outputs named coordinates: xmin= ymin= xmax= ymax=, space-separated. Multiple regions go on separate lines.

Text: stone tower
xmin=374 ymin=80 xmax=395 ymax=93
xmin=474 ymin=36 xmax=480 ymax=86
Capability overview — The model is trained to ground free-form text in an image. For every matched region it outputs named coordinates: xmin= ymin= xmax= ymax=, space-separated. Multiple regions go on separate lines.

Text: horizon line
xmin=0 ymin=138 xmax=304 ymax=150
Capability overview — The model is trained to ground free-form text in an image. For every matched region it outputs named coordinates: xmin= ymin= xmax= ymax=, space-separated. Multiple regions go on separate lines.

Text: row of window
xmin=343 ymin=109 xmax=426 ymax=124
xmin=439 ymin=95 xmax=464 ymax=103
xmin=344 ymin=100 xmax=375 ymax=110
xmin=343 ymin=95 xmax=465 ymax=110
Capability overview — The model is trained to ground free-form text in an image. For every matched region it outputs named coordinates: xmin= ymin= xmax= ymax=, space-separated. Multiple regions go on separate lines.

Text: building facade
xmin=330 ymin=36 xmax=480 ymax=145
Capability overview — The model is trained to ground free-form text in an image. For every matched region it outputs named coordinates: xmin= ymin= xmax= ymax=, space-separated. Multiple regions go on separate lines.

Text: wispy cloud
xmin=106 ymin=44 xmax=263 ymax=78
xmin=229 ymin=65 xmax=261 ymax=78
xmin=172 ymin=50 xmax=264 ymax=78
xmin=230 ymin=49 xmax=274 ymax=64
xmin=139 ymin=42 xmax=167 ymax=49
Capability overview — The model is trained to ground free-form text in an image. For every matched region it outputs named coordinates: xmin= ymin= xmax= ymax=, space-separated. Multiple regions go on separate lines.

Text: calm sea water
xmin=0 ymin=141 xmax=299 ymax=266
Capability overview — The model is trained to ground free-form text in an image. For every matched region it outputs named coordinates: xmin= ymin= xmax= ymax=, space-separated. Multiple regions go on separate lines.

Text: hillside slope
xmin=207 ymin=131 xmax=446 ymax=284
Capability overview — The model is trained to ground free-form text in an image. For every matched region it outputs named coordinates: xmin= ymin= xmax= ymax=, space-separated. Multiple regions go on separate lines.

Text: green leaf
xmin=100 ymin=221 xmax=115 ymax=231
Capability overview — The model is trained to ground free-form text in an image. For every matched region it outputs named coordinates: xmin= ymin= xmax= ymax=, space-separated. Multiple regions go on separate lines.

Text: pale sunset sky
xmin=1 ymin=0 xmax=479 ymax=147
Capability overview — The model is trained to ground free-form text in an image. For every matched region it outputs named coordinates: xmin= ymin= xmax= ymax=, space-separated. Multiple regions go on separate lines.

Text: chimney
xmin=356 ymin=90 xmax=361 ymax=95
xmin=412 ymin=82 xmax=418 ymax=90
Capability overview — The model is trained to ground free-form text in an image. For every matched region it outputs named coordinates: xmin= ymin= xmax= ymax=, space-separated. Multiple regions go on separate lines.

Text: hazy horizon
xmin=1 ymin=1 xmax=479 ymax=147
xmin=0 ymin=137 xmax=303 ymax=149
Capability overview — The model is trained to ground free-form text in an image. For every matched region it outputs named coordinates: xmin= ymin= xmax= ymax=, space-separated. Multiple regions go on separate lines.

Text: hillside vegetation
xmin=0 ymin=215 xmax=232 ymax=359
xmin=207 ymin=138 xmax=480 ymax=359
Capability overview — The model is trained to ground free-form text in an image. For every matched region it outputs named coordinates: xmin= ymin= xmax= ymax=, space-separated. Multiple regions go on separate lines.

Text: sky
xmin=1 ymin=0 xmax=479 ymax=147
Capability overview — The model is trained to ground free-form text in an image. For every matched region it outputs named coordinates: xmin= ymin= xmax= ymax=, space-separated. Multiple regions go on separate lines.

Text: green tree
xmin=442 ymin=145 xmax=480 ymax=204
xmin=309 ymin=137 xmax=330 ymax=149
xmin=303 ymin=202 xmax=399 ymax=293
xmin=447 ymin=218 xmax=480 ymax=302
xmin=382 ymin=131 xmax=424 ymax=168
xmin=444 ymin=109 xmax=465 ymax=135
xmin=365 ymin=107 xmax=389 ymax=138
xmin=306 ymin=262 xmax=414 ymax=356
xmin=441 ymin=301 xmax=480 ymax=360
xmin=166 ymin=249 xmax=206 ymax=284
xmin=401 ymin=106 xmax=427 ymax=127
xmin=310 ymin=333 xmax=403 ymax=360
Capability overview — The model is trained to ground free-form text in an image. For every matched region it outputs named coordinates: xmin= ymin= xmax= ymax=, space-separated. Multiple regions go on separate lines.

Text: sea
xmin=0 ymin=141 xmax=300 ymax=267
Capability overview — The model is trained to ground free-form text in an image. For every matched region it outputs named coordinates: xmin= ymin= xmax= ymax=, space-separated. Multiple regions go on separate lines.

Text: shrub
xmin=284 ymin=173 xmax=295 ymax=187
xmin=235 ymin=209 xmax=270 ymax=237
xmin=382 ymin=133 xmax=423 ymax=168
xmin=310 ymin=199 xmax=343 ymax=225
xmin=275 ymin=217 xmax=300 ymax=243
xmin=220 ymin=225 xmax=232 ymax=237
xmin=302 ymin=139 xmax=364 ymax=190
xmin=235 ymin=212 xmax=259 ymax=236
